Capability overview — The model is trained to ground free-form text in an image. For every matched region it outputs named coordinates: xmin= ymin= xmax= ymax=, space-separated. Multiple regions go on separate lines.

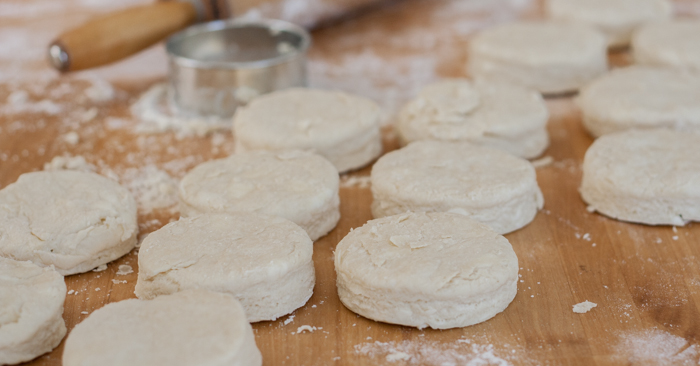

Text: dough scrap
xmin=633 ymin=20 xmax=700 ymax=72
xmin=63 ymin=289 xmax=262 ymax=366
xmin=578 ymin=66 xmax=700 ymax=137
xmin=581 ymin=129 xmax=700 ymax=226
xmin=0 ymin=258 xmax=66 ymax=365
xmin=179 ymin=150 xmax=339 ymax=241
xmin=334 ymin=211 xmax=519 ymax=329
xmin=233 ymin=88 xmax=382 ymax=173
xmin=397 ymin=79 xmax=549 ymax=159
xmin=0 ymin=171 xmax=138 ymax=275
xmin=371 ymin=141 xmax=543 ymax=234
xmin=467 ymin=21 xmax=608 ymax=94
xmin=546 ymin=0 xmax=672 ymax=48
xmin=135 ymin=213 xmax=314 ymax=322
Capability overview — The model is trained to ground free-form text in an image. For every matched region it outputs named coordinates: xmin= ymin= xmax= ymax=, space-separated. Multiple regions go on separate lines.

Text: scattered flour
xmin=116 ymin=265 xmax=133 ymax=276
xmin=615 ymin=329 xmax=700 ymax=365
xmin=91 ymin=264 xmax=107 ymax=272
xmin=340 ymin=175 xmax=372 ymax=189
xmin=572 ymin=301 xmax=597 ymax=314
xmin=531 ymin=155 xmax=553 ymax=169
xmin=283 ymin=315 xmax=296 ymax=326
xmin=43 ymin=155 xmax=96 ymax=172
xmin=119 ymin=164 xmax=179 ymax=215
xmin=355 ymin=339 xmax=516 ymax=366
xmin=62 ymin=131 xmax=79 ymax=145
xmin=130 ymin=83 xmax=230 ymax=138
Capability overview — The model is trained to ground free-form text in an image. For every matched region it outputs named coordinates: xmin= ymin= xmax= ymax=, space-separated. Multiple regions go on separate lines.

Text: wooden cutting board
xmin=1 ymin=0 xmax=699 ymax=365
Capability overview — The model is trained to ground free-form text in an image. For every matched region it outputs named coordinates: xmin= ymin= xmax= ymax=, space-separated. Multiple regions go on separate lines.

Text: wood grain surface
xmin=2 ymin=0 xmax=700 ymax=365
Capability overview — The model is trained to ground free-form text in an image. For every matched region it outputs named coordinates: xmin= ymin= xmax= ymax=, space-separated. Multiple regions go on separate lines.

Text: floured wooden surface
xmin=2 ymin=0 xmax=700 ymax=365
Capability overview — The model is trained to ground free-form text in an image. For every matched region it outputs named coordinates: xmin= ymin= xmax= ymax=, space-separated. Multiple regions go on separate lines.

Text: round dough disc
xmin=397 ymin=79 xmax=549 ymax=159
xmin=179 ymin=150 xmax=339 ymax=241
xmin=135 ymin=213 xmax=314 ymax=322
xmin=63 ymin=289 xmax=262 ymax=366
xmin=335 ymin=211 xmax=519 ymax=329
xmin=233 ymin=88 xmax=382 ymax=173
xmin=0 ymin=171 xmax=138 ymax=275
xmin=545 ymin=0 xmax=672 ymax=48
xmin=371 ymin=141 xmax=543 ymax=234
xmin=0 ymin=258 xmax=66 ymax=365
xmin=633 ymin=20 xmax=700 ymax=72
xmin=578 ymin=66 xmax=700 ymax=138
xmin=581 ymin=129 xmax=700 ymax=226
xmin=467 ymin=21 xmax=608 ymax=95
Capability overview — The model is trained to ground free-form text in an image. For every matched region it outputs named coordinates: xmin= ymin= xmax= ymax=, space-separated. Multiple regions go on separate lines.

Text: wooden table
xmin=2 ymin=0 xmax=700 ymax=365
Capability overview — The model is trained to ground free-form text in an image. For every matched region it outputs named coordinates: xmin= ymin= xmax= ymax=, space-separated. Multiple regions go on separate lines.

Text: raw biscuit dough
xmin=63 ymin=289 xmax=262 ymax=366
xmin=397 ymin=79 xmax=549 ymax=159
xmin=578 ymin=66 xmax=700 ymax=138
xmin=0 ymin=258 xmax=66 ymax=365
xmin=581 ymin=129 xmax=700 ymax=226
xmin=179 ymin=150 xmax=339 ymax=241
xmin=135 ymin=213 xmax=314 ymax=322
xmin=467 ymin=21 xmax=608 ymax=95
xmin=334 ymin=211 xmax=519 ymax=329
xmin=371 ymin=141 xmax=544 ymax=234
xmin=0 ymin=171 xmax=138 ymax=275
xmin=633 ymin=20 xmax=700 ymax=72
xmin=233 ymin=88 xmax=382 ymax=173
xmin=546 ymin=0 xmax=672 ymax=48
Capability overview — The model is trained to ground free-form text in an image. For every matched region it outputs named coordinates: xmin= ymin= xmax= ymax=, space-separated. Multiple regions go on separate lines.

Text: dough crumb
xmin=672 ymin=236 xmax=679 ymax=241
xmin=116 ymin=265 xmax=133 ymax=276
xmin=44 ymin=155 xmax=96 ymax=172
xmin=296 ymin=325 xmax=317 ymax=333
xmin=80 ymin=311 xmax=88 ymax=315
xmin=92 ymin=264 xmax=108 ymax=272
xmin=67 ymin=290 xmax=75 ymax=295
xmin=573 ymin=301 xmax=597 ymax=313
xmin=586 ymin=205 xmax=596 ymax=213
xmin=340 ymin=175 xmax=372 ymax=189
xmin=531 ymin=155 xmax=554 ymax=169
xmin=111 ymin=279 xmax=127 ymax=285
xmin=283 ymin=315 xmax=295 ymax=325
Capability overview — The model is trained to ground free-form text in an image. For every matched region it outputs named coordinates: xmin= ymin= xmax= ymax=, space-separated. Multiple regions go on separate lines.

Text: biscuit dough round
xmin=0 ymin=258 xmax=66 ymax=365
xmin=397 ymin=79 xmax=549 ymax=159
xmin=581 ymin=129 xmax=700 ymax=226
xmin=135 ymin=213 xmax=314 ymax=322
xmin=578 ymin=66 xmax=700 ymax=138
xmin=179 ymin=150 xmax=339 ymax=241
xmin=335 ymin=211 xmax=519 ymax=329
xmin=233 ymin=88 xmax=382 ymax=173
xmin=0 ymin=171 xmax=138 ymax=275
xmin=545 ymin=0 xmax=672 ymax=48
xmin=467 ymin=21 xmax=608 ymax=95
xmin=633 ymin=20 xmax=700 ymax=72
xmin=63 ymin=289 xmax=262 ymax=366
xmin=371 ymin=141 xmax=543 ymax=234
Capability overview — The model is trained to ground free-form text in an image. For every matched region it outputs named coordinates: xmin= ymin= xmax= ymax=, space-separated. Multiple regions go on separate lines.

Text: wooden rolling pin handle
xmin=48 ymin=2 xmax=199 ymax=72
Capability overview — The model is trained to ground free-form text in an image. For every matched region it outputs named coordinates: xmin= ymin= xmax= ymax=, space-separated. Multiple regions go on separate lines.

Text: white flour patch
xmin=615 ymin=329 xmax=700 ymax=365
xmin=355 ymin=339 xmax=518 ymax=366
xmin=119 ymin=164 xmax=179 ymax=215
xmin=573 ymin=301 xmax=597 ymax=314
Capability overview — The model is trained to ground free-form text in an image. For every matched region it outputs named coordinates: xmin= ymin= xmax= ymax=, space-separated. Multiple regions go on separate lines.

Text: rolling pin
xmin=48 ymin=0 xmax=387 ymax=72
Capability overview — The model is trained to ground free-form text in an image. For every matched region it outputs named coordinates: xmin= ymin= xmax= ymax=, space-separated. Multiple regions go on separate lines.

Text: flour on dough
xmin=135 ymin=213 xmax=314 ymax=322
xmin=633 ymin=20 xmax=700 ymax=72
xmin=0 ymin=170 xmax=138 ymax=275
xmin=0 ymin=258 xmax=66 ymax=365
xmin=371 ymin=141 xmax=543 ymax=234
xmin=335 ymin=211 xmax=519 ymax=329
xmin=63 ymin=289 xmax=262 ymax=366
xmin=233 ymin=88 xmax=382 ymax=173
xmin=467 ymin=21 xmax=608 ymax=94
xmin=546 ymin=0 xmax=672 ymax=48
xmin=581 ymin=129 xmax=700 ymax=226
xmin=179 ymin=150 xmax=339 ymax=241
xmin=578 ymin=66 xmax=700 ymax=137
xmin=397 ymin=79 xmax=549 ymax=159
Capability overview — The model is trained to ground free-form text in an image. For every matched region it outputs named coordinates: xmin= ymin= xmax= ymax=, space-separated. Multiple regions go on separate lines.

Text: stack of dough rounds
xmin=233 ymin=88 xmax=382 ymax=173
xmin=633 ymin=20 xmax=700 ymax=72
xmin=334 ymin=211 xmax=519 ymax=329
xmin=545 ymin=0 xmax=672 ymax=48
xmin=578 ymin=66 xmax=700 ymax=138
xmin=0 ymin=171 xmax=138 ymax=275
xmin=63 ymin=289 xmax=262 ymax=366
xmin=135 ymin=213 xmax=314 ymax=322
xmin=179 ymin=150 xmax=339 ymax=241
xmin=467 ymin=21 xmax=608 ymax=95
xmin=0 ymin=258 xmax=66 ymax=365
xmin=397 ymin=79 xmax=549 ymax=159
xmin=371 ymin=141 xmax=543 ymax=234
xmin=581 ymin=129 xmax=700 ymax=226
